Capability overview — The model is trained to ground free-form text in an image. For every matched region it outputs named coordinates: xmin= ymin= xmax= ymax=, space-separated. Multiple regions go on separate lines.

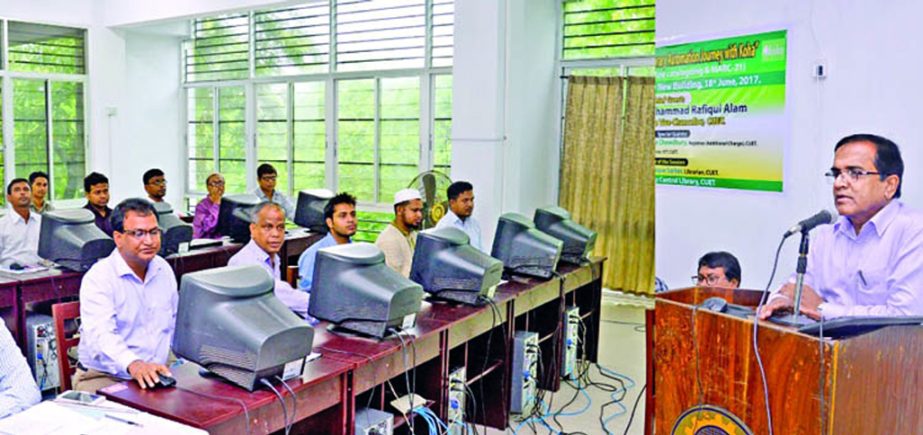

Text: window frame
xmin=0 ymin=18 xmax=89 ymax=207
xmin=182 ymin=1 xmax=453 ymax=214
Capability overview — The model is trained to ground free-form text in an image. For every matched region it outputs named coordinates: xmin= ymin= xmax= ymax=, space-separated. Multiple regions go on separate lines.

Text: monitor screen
xmin=172 ymin=264 xmax=314 ymax=391
xmin=308 ymin=242 xmax=424 ymax=338
xmin=410 ymin=227 xmax=503 ymax=305
xmin=491 ymin=212 xmax=563 ymax=279
xmin=216 ymin=194 xmax=261 ymax=243
xmin=294 ymin=189 xmax=334 ymax=233
xmin=153 ymin=202 xmax=192 ymax=256
xmin=38 ymin=209 xmax=115 ymax=271
xmin=533 ymin=206 xmax=597 ymax=264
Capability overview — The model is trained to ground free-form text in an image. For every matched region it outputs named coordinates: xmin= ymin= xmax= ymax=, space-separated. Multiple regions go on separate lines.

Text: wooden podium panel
xmin=650 ymin=287 xmax=922 ymax=435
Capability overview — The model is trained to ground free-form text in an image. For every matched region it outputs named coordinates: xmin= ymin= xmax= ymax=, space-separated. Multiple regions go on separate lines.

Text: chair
xmin=286 ymin=265 xmax=299 ymax=288
xmin=51 ymin=301 xmax=80 ymax=392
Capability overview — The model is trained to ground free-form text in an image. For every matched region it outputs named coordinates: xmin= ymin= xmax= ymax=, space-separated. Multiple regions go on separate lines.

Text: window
xmin=185 ymin=86 xmax=247 ymax=195
xmin=184 ymin=14 xmax=250 ymax=82
xmin=0 ymin=21 xmax=88 ymax=204
xmin=254 ymin=81 xmax=329 ymax=197
xmin=8 ymin=21 xmax=86 ymax=74
xmin=184 ymin=0 xmax=454 ymax=222
xmin=255 ymin=4 xmax=331 ymax=76
xmin=561 ymin=0 xmax=655 ymax=60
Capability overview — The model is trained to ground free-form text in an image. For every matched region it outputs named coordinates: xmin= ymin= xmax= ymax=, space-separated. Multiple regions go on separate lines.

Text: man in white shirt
xmin=0 ymin=321 xmax=40 ymax=418
xmin=0 ymin=179 xmax=42 ymax=269
xmin=228 ymin=202 xmax=311 ymax=318
xmin=252 ymin=163 xmax=295 ymax=220
xmin=75 ymin=198 xmax=177 ymax=393
xmin=375 ymin=189 xmax=423 ymax=277
xmin=435 ymin=181 xmax=483 ymax=251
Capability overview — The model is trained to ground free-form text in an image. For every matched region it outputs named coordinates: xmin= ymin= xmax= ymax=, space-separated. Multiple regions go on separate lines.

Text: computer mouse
xmin=153 ymin=373 xmax=176 ymax=389
xmin=700 ymin=297 xmax=728 ymax=313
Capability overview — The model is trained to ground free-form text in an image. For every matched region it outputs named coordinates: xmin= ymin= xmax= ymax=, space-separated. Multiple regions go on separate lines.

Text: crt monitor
xmin=38 ymin=209 xmax=115 ymax=272
xmin=533 ymin=206 xmax=597 ymax=264
xmin=153 ymin=202 xmax=193 ymax=256
xmin=294 ymin=189 xmax=334 ymax=233
xmin=172 ymin=265 xmax=314 ymax=391
xmin=410 ymin=227 xmax=503 ymax=305
xmin=491 ymin=212 xmax=563 ymax=279
xmin=308 ymin=242 xmax=424 ymax=338
xmin=217 ymin=194 xmax=261 ymax=243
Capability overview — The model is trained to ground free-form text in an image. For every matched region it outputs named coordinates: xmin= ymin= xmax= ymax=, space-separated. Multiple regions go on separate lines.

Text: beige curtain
xmin=560 ymin=76 xmax=655 ymax=295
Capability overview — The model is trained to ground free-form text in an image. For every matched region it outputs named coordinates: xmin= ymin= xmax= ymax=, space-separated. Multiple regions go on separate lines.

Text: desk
xmin=279 ymin=228 xmax=324 ymax=271
xmin=165 ymin=242 xmax=242 ymax=279
xmin=0 ymin=276 xmax=18 ymax=342
xmin=98 ymin=259 xmax=607 ymax=434
xmin=101 ymin=357 xmax=353 ymax=434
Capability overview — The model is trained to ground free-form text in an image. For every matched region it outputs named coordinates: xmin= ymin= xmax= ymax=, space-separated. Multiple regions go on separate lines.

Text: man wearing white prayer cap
xmin=375 ymin=188 xmax=424 ymax=277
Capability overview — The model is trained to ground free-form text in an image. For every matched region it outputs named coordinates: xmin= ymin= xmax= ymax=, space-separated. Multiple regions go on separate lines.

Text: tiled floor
xmin=475 ymin=299 xmax=650 ymax=435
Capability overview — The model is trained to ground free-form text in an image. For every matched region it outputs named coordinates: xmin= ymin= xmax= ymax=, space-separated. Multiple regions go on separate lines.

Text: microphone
xmin=783 ymin=209 xmax=837 ymax=238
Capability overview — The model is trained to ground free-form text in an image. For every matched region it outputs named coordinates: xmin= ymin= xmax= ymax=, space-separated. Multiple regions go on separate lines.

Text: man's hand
xmin=758 ymin=283 xmax=823 ymax=320
xmin=127 ymin=360 xmax=172 ymax=389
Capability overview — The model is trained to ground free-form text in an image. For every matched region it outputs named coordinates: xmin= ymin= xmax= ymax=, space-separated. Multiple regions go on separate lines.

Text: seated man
xmin=228 ymin=202 xmax=311 ymax=318
xmin=83 ymin=172 xmax=113 ymax=237
xmin=435 ymin=181 xmax=483 ymax=251
xmin=693 ymin=251 xmax=741 ymax=289
xmin=760 ymin=134 xmax=923 ymax=320
xmin=252 ymin=163 xmax=295 ymax=220
xmin=0 ymin=179 xmax=42 ymax=269
xmin=375 ymin=189 xmax=423 ymax=277
xmin=298 ymin=192 xmax=357 ymax=291
xmin=76 ymin=198 xmax=177 ymax=392
xmin=143 ymin=168 xmax=167 ymax=204
xmin=28 ymin=171 xmax=53 ymax=214
xmin=0 ymin=321 xmax=40 ymax=418
xmin=193 ymin=173 xmax=224 ymax=239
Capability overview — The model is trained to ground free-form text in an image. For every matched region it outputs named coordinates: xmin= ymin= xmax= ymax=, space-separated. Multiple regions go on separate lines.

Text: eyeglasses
xmin=208 ymin=181 xmax=225 ymax=187
xmin=260 ymin=175 xmax=278 ymax=181
xmin=691 ymin=275 xmax=723 ymax=286
xmin=825 ymin=168 xmax=880 ymax=184
xmin=121 ymin=228 xmax=162 ymax=239
xmin=149 ymin=180 xmax=167 ymax=186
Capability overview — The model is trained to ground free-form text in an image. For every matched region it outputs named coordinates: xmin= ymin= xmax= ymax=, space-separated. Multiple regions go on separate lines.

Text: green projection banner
xmin=655 ymin=30 xmax=787 ymax=192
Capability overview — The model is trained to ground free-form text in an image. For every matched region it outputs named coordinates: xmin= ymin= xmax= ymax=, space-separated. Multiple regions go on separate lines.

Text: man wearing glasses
xmin=693 ymin=251 xmax=741 ymax=289
xmin=253 ymin=163 xmax=295 ymax=220
xmin=759 ymin=134 xmax=923 ymax=320
xmin=193 ymin=172 xmax=225 ymax=239
xmin=227 ymin=202 xmax=311 ymax=319
xmin=75 ymin=199 xmax=177 ymax=392
xmin=143 ymin=168 xmax=167 ymax=203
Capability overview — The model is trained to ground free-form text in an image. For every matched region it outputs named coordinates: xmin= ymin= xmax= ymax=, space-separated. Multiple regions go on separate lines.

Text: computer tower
xmin=25 ymin=314 xmax=60 ymax=392
xmin=447 ymin=366 xmax=467 ymax=435
xmin=355 ymin=407 xmax=394 ymax=435
xmin=562 ymin=306 xmax=580 ymax=380
xmin=511 ymin=331 xmax=538 ymax=415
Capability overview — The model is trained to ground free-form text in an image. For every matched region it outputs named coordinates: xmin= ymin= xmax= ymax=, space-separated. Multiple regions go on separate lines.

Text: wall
xmin=101 ymin=0 xmax=314 ymax=27
xmin=114 ymin=32 xmax=184 ymax=206
xmin=452 ymin=0 xmax=560 ymax=249
xmin=656 ymin=0 xmax=923 ymax=290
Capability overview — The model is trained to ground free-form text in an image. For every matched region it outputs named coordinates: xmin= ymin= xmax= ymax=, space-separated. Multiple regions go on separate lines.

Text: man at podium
xmin=759 ymin=134 xmax=923 ymax=320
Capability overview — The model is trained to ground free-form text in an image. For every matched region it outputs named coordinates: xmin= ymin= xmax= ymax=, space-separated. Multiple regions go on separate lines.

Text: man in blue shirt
xmin=435 ymin=181 xmax=483 ymax=251
xmin=298 ymin=192 xmax=357 ymax=291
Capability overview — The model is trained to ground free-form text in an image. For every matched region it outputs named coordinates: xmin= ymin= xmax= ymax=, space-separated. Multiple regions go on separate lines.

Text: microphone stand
xmin=771 ymin=229 xmax=816 ymax=327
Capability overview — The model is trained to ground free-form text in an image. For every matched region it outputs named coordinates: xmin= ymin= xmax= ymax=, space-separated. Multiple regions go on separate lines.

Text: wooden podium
xmin=646 ymin=287 xmax=923 ymax=435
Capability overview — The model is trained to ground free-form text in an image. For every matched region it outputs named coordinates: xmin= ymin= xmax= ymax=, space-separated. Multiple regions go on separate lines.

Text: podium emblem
xmin=671 ymin=404 xmax=752 ymax=435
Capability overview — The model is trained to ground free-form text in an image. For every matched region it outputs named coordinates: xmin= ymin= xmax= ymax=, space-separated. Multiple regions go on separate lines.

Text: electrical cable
xmin=621 ymin=384 xmax=647 ymax=435
xmin=275 ymin=376 xmax=298 ymax=431
xmin=260 ymin=379 xmax=290 ymax=435
xmin=752 ymin=236 xmax=787 ymax=435
xmin=389 ymin=328 xmax=415 ymax=433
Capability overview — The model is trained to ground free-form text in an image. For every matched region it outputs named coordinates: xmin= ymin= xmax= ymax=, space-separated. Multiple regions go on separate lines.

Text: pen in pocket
xmin=858 ymin=270 xmax=868 ymax=286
